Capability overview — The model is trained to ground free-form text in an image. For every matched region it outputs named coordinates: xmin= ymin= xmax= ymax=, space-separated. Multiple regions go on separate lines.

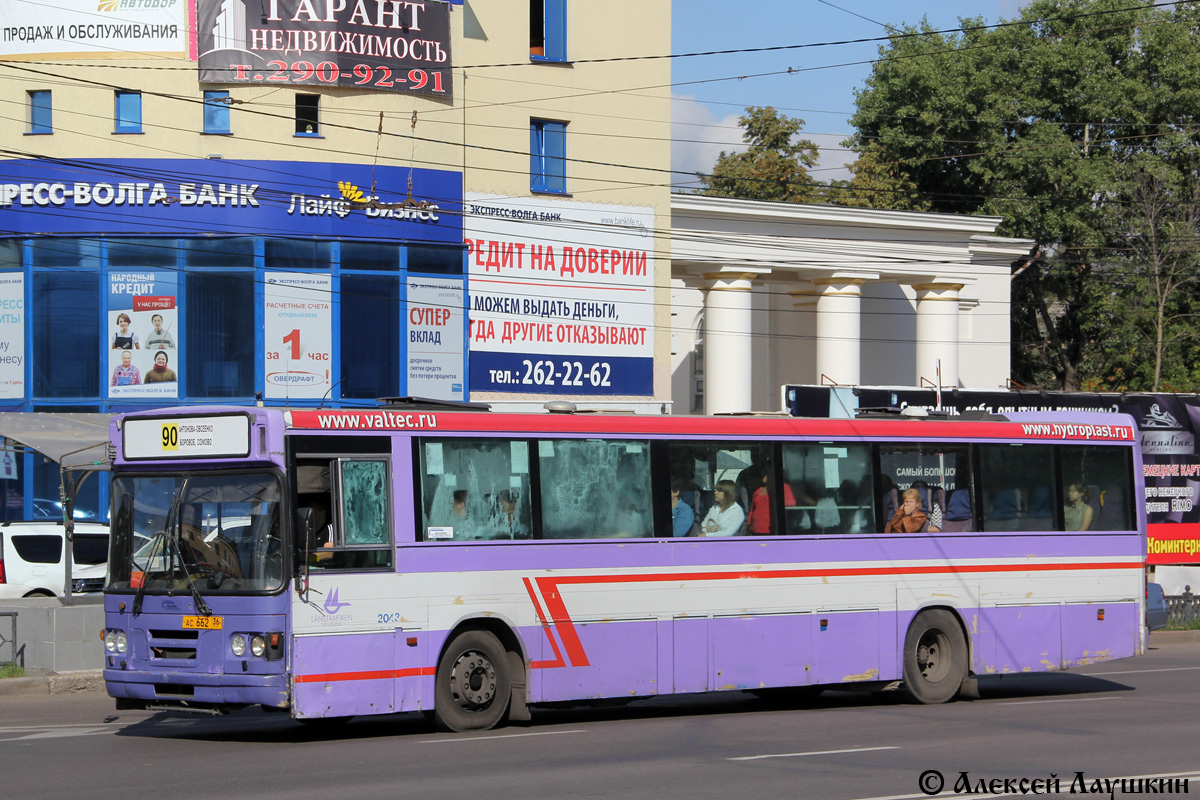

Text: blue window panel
xmin=544 ymin=0 xmax=566 ymax=62
xmin=341 ymin=241 xmax=401 ymax=272
xmin=408 ymin=244 xmax=464 ymax=275
xmin=530 ymin=120 xmax=566 ymax=194
xmin=340 ymin=275 xmax=400 ymax=401
xmin=184 ymin=271 xmax=256 ymax=398
xmin=115 ymin=91 xmax=141 ymax=133
xmin=28 ymin=90 xmax=51 ymax=134
xmin=184 ymin=237 xmax=254 ymax=268
xmin=265 ymin=238 xmax=330 ymax=270
xmin=33 ymin=270 xmax=101 ymax=398
xmin=203 ymin=90 xmax=231 ymax=134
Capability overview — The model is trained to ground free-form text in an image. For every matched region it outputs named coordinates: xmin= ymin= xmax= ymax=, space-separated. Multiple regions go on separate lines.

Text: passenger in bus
xmin=884 ymin=488 xmax=928 ymax=533
xmin=1064 ymin=483 xmax=1094 ymax=531
xmin=671 ymin=478 xmax=695 ymax=537
xmin=748 ymin=467 xmax=795 ymax=535
xmin=493 ymin=489 xmax=528 ymax=539
xmin=699 ymin=479 xmax=744 ymax=537
xmin=448 ymin=489 xmax=480 ymax=539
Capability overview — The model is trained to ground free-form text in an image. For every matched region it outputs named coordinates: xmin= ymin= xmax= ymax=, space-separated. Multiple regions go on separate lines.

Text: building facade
xmin=670 ymin=195 xmax=1033 ymax=415
xmin=0 ymin=0 xmax=673 ymax=516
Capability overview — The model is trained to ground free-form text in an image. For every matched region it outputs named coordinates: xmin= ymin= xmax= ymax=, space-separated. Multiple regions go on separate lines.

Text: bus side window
xmin=1061 ymin=444 xmax=1135 ymax=532
xmin=418 ymin=438 xmax=532 ymax=542
xmin=782 ymin=443 xmax=874 ymax=535
xmin=979 ymin=444 xmax=1054 ymax=532
xmin=538 ymin=439 xmax=652 ymax=539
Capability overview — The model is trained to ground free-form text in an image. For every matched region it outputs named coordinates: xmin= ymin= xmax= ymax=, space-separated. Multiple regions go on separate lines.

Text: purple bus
xmin=102 ymin=403 xmax=1146 ymax=731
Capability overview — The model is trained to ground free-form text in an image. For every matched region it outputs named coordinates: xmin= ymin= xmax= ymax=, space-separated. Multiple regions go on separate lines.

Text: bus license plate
xmin=182 ymin=616 xmax=223 ymax=630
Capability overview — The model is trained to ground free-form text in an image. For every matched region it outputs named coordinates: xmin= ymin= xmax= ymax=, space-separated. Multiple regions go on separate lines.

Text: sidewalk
xmin=0 ymin=670 xmax=104 ymax=697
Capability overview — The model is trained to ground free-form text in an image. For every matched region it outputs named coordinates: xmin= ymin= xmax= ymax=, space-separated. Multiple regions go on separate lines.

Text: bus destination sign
xmin=123 ymin=414 xmax=252 ymax=461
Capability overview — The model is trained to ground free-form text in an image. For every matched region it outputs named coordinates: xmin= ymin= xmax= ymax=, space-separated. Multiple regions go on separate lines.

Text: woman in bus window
xmin=1064 ymin=483 xmax=1094 ymax=531
xmin=885 ymin=488 xmax=927 ymax=533
xmin=700 ymin=479 xmax=744 ymax=537
xmin=748 ymin=467 xmax=796 ymax=535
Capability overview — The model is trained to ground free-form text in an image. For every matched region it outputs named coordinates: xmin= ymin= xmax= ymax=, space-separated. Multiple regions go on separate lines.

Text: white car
xmin=0 ymin=521 xmax=110 ymax=599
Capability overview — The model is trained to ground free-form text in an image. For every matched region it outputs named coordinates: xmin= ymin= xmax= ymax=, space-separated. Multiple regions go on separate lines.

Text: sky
xmin=670 ymin=0 xmax=1024 ymax=186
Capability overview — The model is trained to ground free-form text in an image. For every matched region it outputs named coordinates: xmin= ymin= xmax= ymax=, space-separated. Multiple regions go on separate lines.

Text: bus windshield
xmin=109 ymin=471 xmax=285 ymax=594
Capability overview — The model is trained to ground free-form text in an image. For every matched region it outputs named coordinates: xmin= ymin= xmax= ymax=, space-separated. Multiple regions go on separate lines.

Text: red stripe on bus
xmin=294 ymin=666 xmax=435 ymax=684
xmin=523 ymin=577 xmax=566 ymax=669
xmin=534 ymin=560 xmax=1139 ymax=669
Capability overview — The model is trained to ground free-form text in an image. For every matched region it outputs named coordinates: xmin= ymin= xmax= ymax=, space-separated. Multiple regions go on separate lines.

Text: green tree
xmin=697 ymin=106 xmax=822 ymax=203
xmin=843 ymin=0 xmax=1200 ymax=390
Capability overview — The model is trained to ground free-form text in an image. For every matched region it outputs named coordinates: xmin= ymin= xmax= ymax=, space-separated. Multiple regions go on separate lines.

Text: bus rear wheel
xmin=902 ymin=609 xmax=967 ymax=704
xmin=433 ymin=630 xmax=512 ymax=733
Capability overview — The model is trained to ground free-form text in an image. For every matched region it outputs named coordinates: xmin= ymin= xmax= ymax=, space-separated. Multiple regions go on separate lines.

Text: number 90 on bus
xmin=161 ymin=422 xmax=179 ymax=452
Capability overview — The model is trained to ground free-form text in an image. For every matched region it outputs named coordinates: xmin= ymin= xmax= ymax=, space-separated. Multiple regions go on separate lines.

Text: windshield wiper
xmin=163 ymin=478 xmax=213 ymax=617
xmin=133 ymin=490 xmax=180 ymax=616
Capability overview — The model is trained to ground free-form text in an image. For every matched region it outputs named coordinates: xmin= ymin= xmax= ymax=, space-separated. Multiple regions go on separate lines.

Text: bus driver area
xmin=102 ymin=404 xmax=1147 ymax=732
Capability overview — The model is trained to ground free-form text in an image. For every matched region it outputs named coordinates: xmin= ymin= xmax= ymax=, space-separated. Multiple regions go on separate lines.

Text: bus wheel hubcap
xmin=917 ymin=630 xmax=949 ymax=682
xmin=450 ymin=650 xmax=497 ymax=709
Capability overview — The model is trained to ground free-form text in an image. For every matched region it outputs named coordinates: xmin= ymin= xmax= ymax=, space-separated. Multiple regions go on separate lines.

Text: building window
xmin=295 ymin=94 xmax=320 ymax=136
xmin=185 ymin=271 xmax=256 ymax=399
xmin=340 ymin=275 xmax=401 ymax=401
xmin=114 ymin=91 xmax=142 ymax=133
xmin=27 ymin=90 xmax=51 ymax=134
xmin=203 ymin=90 xmax=231 ymax=134
xmin=530 ymin=119 xmax=566 ymax=194
xmin=33 ymin=267 xmax=101 ymax=398
xmin=530 ymin=0 xmax=566 ymax=61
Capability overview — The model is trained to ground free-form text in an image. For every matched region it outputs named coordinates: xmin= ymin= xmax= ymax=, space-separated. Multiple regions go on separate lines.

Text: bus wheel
xmin=433 ymin=630 xmax=512 ymax=733
xmin=902 ymin=609 xmax=967 ymax=704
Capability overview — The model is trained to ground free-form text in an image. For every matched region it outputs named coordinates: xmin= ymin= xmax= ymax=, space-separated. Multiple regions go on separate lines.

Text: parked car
xmin=1147 ymin=581 xmax=1168 ymax=632
xmin=0 ymin=521 xmax=110 ymax=599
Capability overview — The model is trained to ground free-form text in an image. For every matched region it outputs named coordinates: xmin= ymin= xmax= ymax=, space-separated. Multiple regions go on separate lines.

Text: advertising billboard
xmin=0 ymin=274 xmax=23 ymax=401
xmin=464 ymin=194 xmax=655 ymax=397
xmin=264 ymin=273 xmax=332 ymax=401
xmin=196 ymin=0 xmax=452 ymax=96
xmin=0 ymin=0 xmax=187 ymax=59
xmin=107 ymin=271 xmax=179 ymax=400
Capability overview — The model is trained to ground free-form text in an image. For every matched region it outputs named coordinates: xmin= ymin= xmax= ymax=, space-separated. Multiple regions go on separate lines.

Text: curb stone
xmin=0 ymin=670 xmax=103 ymax=698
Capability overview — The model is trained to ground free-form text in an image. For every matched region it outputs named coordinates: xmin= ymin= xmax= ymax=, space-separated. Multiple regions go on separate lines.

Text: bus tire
xmin=433 ymin=630 xmax=512 ymax=733
xmin=901 ymin=609 xmax=967 ymax=705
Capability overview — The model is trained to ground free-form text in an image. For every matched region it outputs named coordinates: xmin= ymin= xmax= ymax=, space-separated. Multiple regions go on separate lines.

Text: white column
xmin=814 ymin=278 xmax=863 ymax=386
xmin=702 ymin=273 xmax=754 ymax=414
xmin=913 ymin=283 xmax=963 ymax=387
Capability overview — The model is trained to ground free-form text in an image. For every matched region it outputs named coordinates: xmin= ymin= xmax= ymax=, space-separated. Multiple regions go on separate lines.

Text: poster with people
xmin=106 ymin=272 xmax=179 ymax=399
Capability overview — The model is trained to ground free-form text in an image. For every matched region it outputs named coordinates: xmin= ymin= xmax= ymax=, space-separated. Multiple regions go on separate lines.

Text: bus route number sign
xmin=161 ymin=423 xmax=179 ymax=452
xmin=122 ymin=414 xmax=252 ymax=461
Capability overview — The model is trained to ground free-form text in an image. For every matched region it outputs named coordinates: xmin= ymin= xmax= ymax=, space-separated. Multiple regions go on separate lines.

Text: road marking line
xmin=422 ymin=729 xmax=586 ymax=744
xmin=1082 ymin=665 xmax=1200 ymax=676
xmin=730 ymin=745 xmax=899 ymax=761
xmin=1000 ymin=696 xmax=1123 ymax=706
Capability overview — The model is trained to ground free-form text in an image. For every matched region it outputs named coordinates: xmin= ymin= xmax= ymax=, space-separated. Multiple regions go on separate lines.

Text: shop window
xmin=408 ymin=244 xmax=464 ymax=275
xmin=530 ymin=119 xmax=566 ymax=194
xmin=342 ymin=242 xmax=400 ymax=272
xmin=114 ymin=91 xmax=142 ymax=134
xmin=33 ymin=270 xmax=101 ymax=398
xmin=340 ymin=275 xmax=400 ymax=400
xmin=184 ymin=237 xmax=255 ymax=268
xmin=203 ymin=91 xmax=231 ymax=134
xmin=530 ymin=0 xmax=566 ymax=61
xmin=0 ymin=241 xmax=20 ymax=270
xmin=265 ymin=238 xmax=329 ymax=269
xmin=185 ymin=271 xmax=255 ymax=398
xmin=108 ymin=238 xmax=176 ymax=268
xmin=27 ymin=90 xmax=51 ymax=134
xmin=295 ymin=94 xmax=320 ymax=136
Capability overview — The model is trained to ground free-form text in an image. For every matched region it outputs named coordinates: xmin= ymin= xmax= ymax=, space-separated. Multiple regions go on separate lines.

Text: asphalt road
xmin=3 ymin=639 xmax=1199 ymax=800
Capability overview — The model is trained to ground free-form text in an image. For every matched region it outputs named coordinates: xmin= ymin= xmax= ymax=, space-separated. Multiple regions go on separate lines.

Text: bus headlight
xmin=105 ymin=630 xmax=127 ymax=654
xmin=231 ymin=634 xmax=246 ymax=657
xmin=250 ymin=635 xmax=266 ymax=658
